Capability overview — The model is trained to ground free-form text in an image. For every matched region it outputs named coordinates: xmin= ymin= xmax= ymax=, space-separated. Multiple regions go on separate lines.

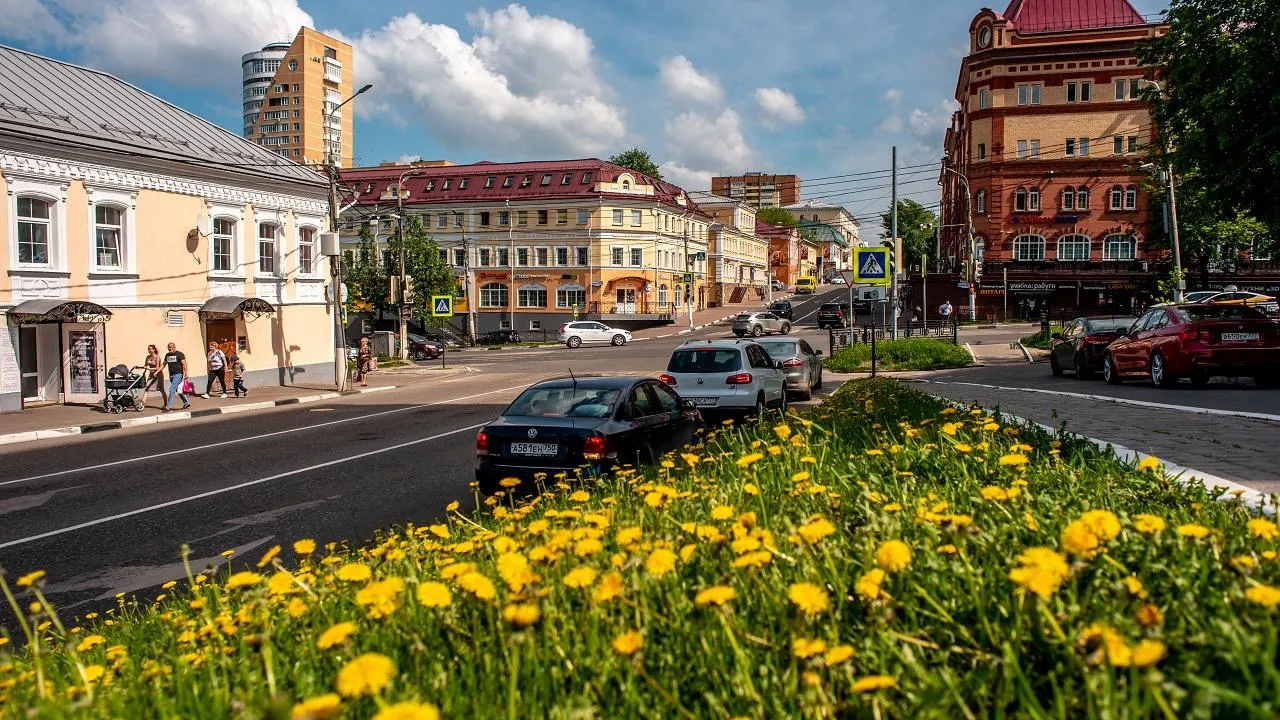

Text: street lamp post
xmin=324 ymin=83 xmax=372 ymax=391
xmin=1141 ymin=161 xmax=1185 ymax=303
xmin=940 ymin=164 xmax=977 ymax=321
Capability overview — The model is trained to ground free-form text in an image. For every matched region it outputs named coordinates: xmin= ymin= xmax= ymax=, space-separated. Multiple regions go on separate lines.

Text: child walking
xmin=230 ymin=354 xmax=249 ymax=397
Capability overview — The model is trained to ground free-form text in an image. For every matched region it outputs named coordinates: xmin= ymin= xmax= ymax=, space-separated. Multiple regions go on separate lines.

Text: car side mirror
xmin=1050 ymin=332 xmax=1063 ymax=340
xmin=775 ymin=361 xmax=785 ymax=370
xmin=682 ymin=399 xmax=698 ymax=410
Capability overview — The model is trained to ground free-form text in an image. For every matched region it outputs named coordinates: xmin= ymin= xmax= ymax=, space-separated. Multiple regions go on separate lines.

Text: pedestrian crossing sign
xmin=853 ymin=247 xmax=891 ymax=285
xmin=431 ymin=295 xmax=454 ymax=317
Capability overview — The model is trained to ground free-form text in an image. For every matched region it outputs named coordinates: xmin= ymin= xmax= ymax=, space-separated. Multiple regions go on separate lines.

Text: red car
xmin=1102 ymin=304 xmax=1280 ymax=388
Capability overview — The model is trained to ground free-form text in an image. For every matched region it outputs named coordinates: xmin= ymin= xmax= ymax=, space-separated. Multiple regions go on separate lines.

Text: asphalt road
xmin=0 ymin=287 xmax=851 ymax=624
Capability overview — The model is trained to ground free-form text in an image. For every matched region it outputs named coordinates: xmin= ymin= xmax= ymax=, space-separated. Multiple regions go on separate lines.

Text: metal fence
xmin=828 ymin=319 xmax=959 ymax=355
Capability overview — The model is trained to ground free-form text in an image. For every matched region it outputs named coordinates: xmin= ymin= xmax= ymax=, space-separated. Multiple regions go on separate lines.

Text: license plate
xmin=688 ymin=397 xmax=718 ymax=407
xmin=1221 ymin=333 xmax=1259 ymax=342
xmin=510 ymin=442 xmax=558 ymax=456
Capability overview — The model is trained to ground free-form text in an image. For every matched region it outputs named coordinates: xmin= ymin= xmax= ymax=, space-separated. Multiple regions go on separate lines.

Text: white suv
xmin=660 ymin=339 xmax=787 ymax=417
xmin=559 ymin=321 xmax=632 ymax=348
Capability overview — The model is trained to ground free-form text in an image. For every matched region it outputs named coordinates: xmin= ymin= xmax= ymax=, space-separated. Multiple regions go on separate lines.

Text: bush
xmin=2 ymin=380 xmax=1277 ymax=718
xmin=1020 ymin=330 xmax=1053 ymax=350
xmin=824 ymin=337 xmax=972 ymax=372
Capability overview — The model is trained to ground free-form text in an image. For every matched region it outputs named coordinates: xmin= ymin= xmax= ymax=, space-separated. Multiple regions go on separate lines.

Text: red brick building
xmin=936 ymin=0 xmax=1170 ymax=320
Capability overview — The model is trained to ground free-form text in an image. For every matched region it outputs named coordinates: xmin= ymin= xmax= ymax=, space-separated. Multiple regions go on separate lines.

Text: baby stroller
xmin=104 ymin=364 xmax=147 ymax=413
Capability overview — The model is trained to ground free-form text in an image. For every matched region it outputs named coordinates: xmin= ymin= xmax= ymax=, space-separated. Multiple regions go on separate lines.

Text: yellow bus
xmin=794 ymin=276 xmax=817 ymax=294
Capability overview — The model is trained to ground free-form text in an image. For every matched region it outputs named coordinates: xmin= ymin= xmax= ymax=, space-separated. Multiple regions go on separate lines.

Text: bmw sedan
xmin=475 ymin=376 xmax=703 ymax=493
xmin=1103 ymin=304 xmax=1280 ymax=388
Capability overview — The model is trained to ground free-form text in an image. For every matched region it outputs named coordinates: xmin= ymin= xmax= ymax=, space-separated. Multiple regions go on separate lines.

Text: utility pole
xmin=507 ymin=200 xmax=515 ymax=334
xmin=462 ymin=232 xmax=477 ymax=343
xmin=890 ymin=146 xmax=899 ymax=340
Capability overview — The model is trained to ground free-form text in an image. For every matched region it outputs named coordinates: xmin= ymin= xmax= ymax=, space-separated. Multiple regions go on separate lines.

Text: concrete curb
xmin=1015 ymin=342 xmax=1035 ymax=363
xmin=0 ymin=386 xmax=396 ymax=448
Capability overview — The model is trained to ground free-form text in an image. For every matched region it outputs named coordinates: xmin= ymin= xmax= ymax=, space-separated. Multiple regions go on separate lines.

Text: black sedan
xmin=1050 ymin=315 xmax=1137 ymax=379
xmin=478 ymin=330 xmax=521 ymax=345
xmin=768 ymin=300 xmax=794 ymax=320
xmin=476 ymin=377 xmax=702 ymax=493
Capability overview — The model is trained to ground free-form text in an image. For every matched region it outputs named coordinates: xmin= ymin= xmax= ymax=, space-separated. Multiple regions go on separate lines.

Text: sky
xmin=1 ymin=0 xmax=1168 ymax=221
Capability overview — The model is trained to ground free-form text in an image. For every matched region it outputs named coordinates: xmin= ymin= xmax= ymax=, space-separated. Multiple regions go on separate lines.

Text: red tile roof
xmin=754 ymin=220 xmax=794 ymax=238
xmin=1002 ymin=0 xmax=1147 ymax=33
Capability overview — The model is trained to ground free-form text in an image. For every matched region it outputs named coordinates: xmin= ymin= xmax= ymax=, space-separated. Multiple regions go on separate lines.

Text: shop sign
xmin=1008 ymin=215 xmax=1080 ymax=225
xmin=69 ymin=330 xmax=99 ymax=394
xmin=514 ymin=274 xmax=550 ymax=281
xmin=477 ymin=271 xmax=509 ymax=279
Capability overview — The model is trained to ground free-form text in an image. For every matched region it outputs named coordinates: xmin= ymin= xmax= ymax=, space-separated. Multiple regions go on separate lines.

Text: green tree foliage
xmin=756 ymin=207 xmax=798 ymax=227
xmin=1139 ymin=0 xmax=1280 ymax=229
xmin=344 ymin=224 xmax=388 ymax=314
xmin=607 ymin=148 xmax=662 ymax=179
xmin=1145 ymin=171 xmax=1272 ymax=288
xmin=400 ymin=215 xmax=457 ymax=328
xmin=880 ymin=199 xmax=937 ymax=270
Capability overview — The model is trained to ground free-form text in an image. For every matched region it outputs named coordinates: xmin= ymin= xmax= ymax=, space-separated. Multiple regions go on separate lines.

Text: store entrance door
xmin=62 ymin=322 xmax=105 ymax=405
xmin=205 ymin=318 xmax=237 ymax=388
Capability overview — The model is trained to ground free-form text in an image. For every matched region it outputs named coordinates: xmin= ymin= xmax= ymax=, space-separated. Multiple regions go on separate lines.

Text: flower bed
xmin=824 ymin=338 xmax=973 ymax=373
xmin=3 ymin=379 xmax=1277 ymax=718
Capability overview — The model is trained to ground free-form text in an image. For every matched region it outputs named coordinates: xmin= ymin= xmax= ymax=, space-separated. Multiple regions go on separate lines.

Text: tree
xmin=755 ymin=207 xmax=798 ymax=228
xmin=344 ymin=225 xmax=388 ymax=315
xmin=1145 ymin=170 xmax=1271 ymax=288
xmin=608 ymin=148 xmax=662 ymax=179
xmin=1138 ymin=0 xmax=1280 ymax=230
xmin=400 ymin=215 xmax=457 ymax=328
xmin=880 ymin=199 xmax=937 ymax=270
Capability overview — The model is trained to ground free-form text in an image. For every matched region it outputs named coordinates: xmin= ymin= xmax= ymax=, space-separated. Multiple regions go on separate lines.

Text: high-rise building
xmin=710 ymin=172 xmax=801 ymax=208
xmin=241 ymin=28 xmax=354 ymax=167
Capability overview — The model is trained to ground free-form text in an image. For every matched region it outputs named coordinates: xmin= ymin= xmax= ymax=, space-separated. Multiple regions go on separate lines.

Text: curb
xmin=0 ymin=386 xmax=396 ymax=448
xmin=1015 ymin=342 xmax=1035 ymax=363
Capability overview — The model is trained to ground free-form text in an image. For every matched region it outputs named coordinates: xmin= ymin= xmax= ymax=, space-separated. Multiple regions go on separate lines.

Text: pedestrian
xmin=355 ymin=336 xmax=373 ymax=386
xmin=163 ymin=342 xmax=190 ymax=411
xmin=939 ymin=300 xmax=954 ymax=320
xmin=230 ymin=354 xmax=249 ymax=397
xmin=913 ymin=305 xmax=923 ymax=323
xmin=142 ymin=343 xmax=166 ymax=408
xmin=202 ymin=341 xmax=229 ymax=399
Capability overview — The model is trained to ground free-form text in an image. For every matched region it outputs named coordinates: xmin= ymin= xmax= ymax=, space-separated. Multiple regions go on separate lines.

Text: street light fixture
xmin=325 ymin=83 xmax=373 ymax=391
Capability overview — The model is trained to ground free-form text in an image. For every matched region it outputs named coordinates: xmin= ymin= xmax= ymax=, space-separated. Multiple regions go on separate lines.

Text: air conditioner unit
xmin=320 ymin=232 xmax=340 ymax=256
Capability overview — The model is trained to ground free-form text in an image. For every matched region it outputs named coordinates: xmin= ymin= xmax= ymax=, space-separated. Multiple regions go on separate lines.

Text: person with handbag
xmin=163 ymin=342 xmax=190 ymax=412
xmin=202 ymin=341 xmax=228 ymax=399
xmin=142 ymin=344 xmax=166 ymax=408
xmin=355 ymin=336 xmax=373 ymax=386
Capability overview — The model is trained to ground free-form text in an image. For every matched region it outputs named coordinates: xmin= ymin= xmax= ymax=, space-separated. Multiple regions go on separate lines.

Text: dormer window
xmin=503 ymin=176 xmax=513 ymax=188
xmin=562 ymin=173 xmax=572 ymax=185
xmin=541 ymin=174 xmax=552 ymax=186
xmin=459 ymin=178 xmax=469 ymax=189
xmin=521 ymin=175 xmax=532 ymax=187
xmin=581 ymin=172 xmax=592 ymax=184
xmin=622 ymin=180 xmax=631 ymax=190
xmin=977 ymin=25 xmax=992 ymax=49
xmin=484 ymin=177 xmax=495 ymax=188
xmin=425 ymin=180 xmax=434 ymax=191
xmin=442 ymin=179 xmax=451 ymax=190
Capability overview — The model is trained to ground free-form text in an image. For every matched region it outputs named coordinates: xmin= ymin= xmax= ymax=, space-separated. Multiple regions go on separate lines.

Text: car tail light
xmin=1082 ymin=334 xmax=1112 ymax=344
xmin=1179 ymin=328 xmax=1214 ymax=343
xmin=726 ymin=373 xmax=754 ymax=385
xmin=476 ymin=431 xmax=489 ymax=456
xmin=583 ymin=434 xmax=608 ymax=461
xmin=659 ymin=373 xmax=678 ymax=386
xmin=782 ymin=358 xmax=805 ymax=367
xmin=559 ymin=324 xmax=567 ymax=334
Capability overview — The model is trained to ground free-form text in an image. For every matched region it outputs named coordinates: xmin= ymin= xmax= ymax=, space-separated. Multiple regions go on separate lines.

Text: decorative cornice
xmin=1 ymin=151 xmax=327 ymax=216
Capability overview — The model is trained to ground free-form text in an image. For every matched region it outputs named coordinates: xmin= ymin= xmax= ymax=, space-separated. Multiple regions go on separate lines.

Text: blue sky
xmin=3 ymin=0 xmax=1167 ymax=218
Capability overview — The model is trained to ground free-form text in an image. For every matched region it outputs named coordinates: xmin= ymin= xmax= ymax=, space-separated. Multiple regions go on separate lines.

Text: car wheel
xmin=414 ymin=350 xmax=426 ymax=361
xmin=1103 ymin=355 xmax=1122 ymax=385
xmin=751 ymin=325 xmax=763 ymax=337
xmin=611 ymin=334 xmax=626 ymax=346
xmin=1149 ymin=351 xmax=1176 ymax=388
xmin=778 ymin=390 xmax=788 ymax=415
xmin=1049 ymin=353 xmax=1063 ymax=377
xmin=566 ymin=335 xmax=582 ymax=349
xmin=780 ymin=323 xmax=791 ymax=335
xmin=1073 ymin=353 xmax=1093 ymax=380
xmin=753 ymin=393 xmax=766 ymax=421
xmin=814 ymin=369 xmax=823 ymax=390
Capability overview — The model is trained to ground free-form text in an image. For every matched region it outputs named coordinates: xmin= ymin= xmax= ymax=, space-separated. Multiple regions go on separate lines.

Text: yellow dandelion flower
xmin=335 ymin=653 xmax=396 ymax=698
xmin=824 ymin=645 xmax=855 ymax=665
xmin=336 ymin=563 xmax=372 ymax=583
xmin=445 ymin=501 xmax=460 ymax=513
xmin=1177 ymin=524 xmax=1211 ymax=539
xmin=1130 ymin=639 xmax=1166 ymax=668
xmin=732 ymin=551 xmax=773 ymax=569
xmin=612 ymin=630 xmax=644 ymax=656
xmin=225 ymin=571 xmax=263 ymax=590
xmin=1061 ymin=521 xmax=1101 ymax=558
xmin=644 ymin=549 xmax=678 ymax=578
xmin=1008 ymin=547 xmax=1070 ymax=599
xmin=82 ymin=664 xmax=105 ymax=683
xmin=1133 ymin=514 xmax=1166 ymax=534
xmin=1248 ymin=518 xmax=1280 ymax=541
xmin=501 ymin=603 xmax=541 ymax=627
xmin=291 ymin=693 xmax=342 ymax=720
xmin=416 ymin=581 xmax=452 ymax=608
xmin=355 ymin=577 xmax=405 ymax=620
xmin=855 ymin=568 xmax=887 ymax=601
xmin=875 ymin=540 xmax=912 ymax=573
xmin=457 ymin=572 xmax=497 ymax=600
xmin=1080 ymin=510 xmax=1121 ymax=541
xmin=852 ymin=675 xmax=897 ymax=693
xmin=75 ymin=634 xmax=106 ymax=653
xmin=774 ymin=424 xmax=791 ymax=440
xmin=1122 ymin=576 xmax=1147 ymax=597
xmin=791 ymin=471 xmax=811 ymax=484
xmin=1246 ymin=584 xmax=1280 ymax=607
xmin=865 ymin=449 xmax=884 ymax=457
xmin=1136 ymin=604 xmax=1164 ymax=627
xmin=694 ymin=585 xmax=737 ymax=606
xmin=316 ymin=622 xmax=357 ymax=650
xmin=1136 ymin=456 xmax=1162 ymax=473
xmin=681 ymin=453 xmax=700 ymax=468
xmin=569 ymin=490 xmax=591 ymax=503
xmin=562 ymin=567 xmax=598 ymax=589
xmin=615 ymin=527 xmax=642 ymax=547
xmin=574 ymin=538 xmax=605 ymax=557
xmin=736 ymin=453 xmax=765 ymax=468
xmin=788 ymin=583 xmax=830 ymax=616
xmin=594 ymin=571 xmax=624 ymax=603
xmin=371 ymin=701 xmax=440 ymax=720
xmin=882 ymin=502 xmax=902 ymax=513
xmin=743 ymin=483 xmax=760 ymax=496
xmin=428 ymin=525 xmax=450 ymax=539
xmin=954 ymin=443 xmax=973 ymax=453
xmin=499 ymin=477 xmax=522 ymax=488
xmin=268 ymin=571 xmax=297 ymax=597
xmin=999 ymin=453 xmax=1029 ymax=467
xmin=792 ymin=637 xmax=827 ymax=659
xmin=710 ymin=506 xmax=736 ymax=521
xmin=287 ymin=597 xmax=308 ymax=618
xmin=798 ymin=517 xmax=837 ymax=544
xmin=256 ymin=545 xmax=282 ymax=569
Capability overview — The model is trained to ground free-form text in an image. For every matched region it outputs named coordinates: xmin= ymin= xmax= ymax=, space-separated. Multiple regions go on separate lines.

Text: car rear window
xmin=1084 ymin=318 xmax=1133 ymax=332
xmin=735 ymin=314 xmax=754 ymax=321
xmin=757 ymin=340 xmax=798 ymax=357
xmin=505 ymin=387 xmax=620 ymax=418
xmin=819 ymin=303 xmax=844 ymax=311
xmin=1175 ymin=305 xmax=1265 ymax=321
xmin=667 ymin=349 xmax=742 ymax=373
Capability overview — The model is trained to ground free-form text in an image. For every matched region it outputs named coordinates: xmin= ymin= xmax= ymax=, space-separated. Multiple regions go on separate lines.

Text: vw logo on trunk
xmin=696 ymin=378 xmax=704 ymax=384
xmin=527 ymin=428 xmax=538 ymax=439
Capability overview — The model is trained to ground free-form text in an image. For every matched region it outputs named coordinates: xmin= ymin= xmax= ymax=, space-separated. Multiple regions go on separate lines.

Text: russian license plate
xmin=1221 ymin=333 xmax=1259 ymax=342
xmin=510 ymin=442 xmax=557 ymax=456
xmin=688 ymin=397 xmax=718 ymax=407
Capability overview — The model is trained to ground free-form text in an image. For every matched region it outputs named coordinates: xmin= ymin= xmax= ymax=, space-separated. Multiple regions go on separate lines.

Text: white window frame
xmin=516 ymin=247 xmax=530 ymax=267
xmin=631 ymin=209 xmax=643 ymax=227
xmin=1065 ymin=138 xmax=1076 ymax=157
xmin=977 ymin=88 xmax=990 ymax=109
xmin=517 ymin=283 xmax=547 ymax=308
xmin=1030 ymin=140 xmax=1040 ymax=158
xmin=297 ymin=225 xmax=319 ymax=276
xmin=1056 ymin=234 xmax=1091 ymax=262
xmin=8 ymin=178 xmax=68 ymax=272
xmin=576 ymin=209 xmax=590 ymax=225
xmin=612 ymin=209 xmax=623 ymax=225
xmin=479 ymin=283 xmax=508 ymax=308
xmin=207 ymin=202 xmax=244 ymax=276
xmin=437 ymin=214 xmax=448 ymax=229
xmin=556 ymin=284 xmax=586 ymax=308
xmin=975 ymin=189 xmax=986 ymax=214
xmin=1016 ymin=140 xmax=1028 ymax=159
xmin=1012 ymin=235 xmax=1046 ymax=262
xmin=1078 ymin=137 xmax=1090 ymax=157
xmin=1029 ymin=187 xmax=1040 ymax=211
xmin=1110 ymin=186 xmax=1125 ymax=211
xmin=575 ymin=247 xmax=589 ymax=266
xmin=452 ymin=248 xmax=465 ymax=267
xmin=1013 ymin=188 xmax=1028 ymax=212
xmin=555 ymin=246 xmax=569 ymax=266
xmin=257 ymin=221 xmax=281 ymax=277
xmin=1124 ymin=185 xmax=1138 ymax=210
xmin=629 ymin=247 xmax=644 ymax=267
xmin=610 ymin=246 xmax=624 ymax=266
xmin=1103 ymin=234 xmax=1137 ymax=261
xmin=1062 ymin=187 xmax=1075 ymax=210
xmin=535 ymin=247 xmax=550 ymax=267
xmin=85 ymin=187 xmax=137 ymax=274
xmin=1076 ymin=186 xmax=1090 ymax=210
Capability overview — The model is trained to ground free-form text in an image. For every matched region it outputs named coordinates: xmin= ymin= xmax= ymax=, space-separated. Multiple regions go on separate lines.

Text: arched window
xmin=517 ymin=283 xmax=546 ymax=308
xmin=1013 ymin=187 xmax=1028 ymax=212
xmin=1028 ymin=187 xmax=1041 ymax=211
xmin=1124 ymin=185 xmax=1138 ymax=210
xmin=1056 ymin=234 xmax=1091 ymax=262
xmin=211 ymin=217 xmax=236 ymax=273
xmin=298 ymin=226 xmax=317 ymax=275
xmin=1012 ymin=234 xmax=1046 ymax=262
xmin=556 ymin=284 xmax=586 ymax=308
xmin=657 ymin=284 xmax=669 ymax=306
xmin=1076 ymin=185 xmax=1089 ymax=210
xmin=1109 ymin=185 xmax=1125 ymax=210
xmin=975 ymin=189 xmax=986 ymax=214
xmin=974 ymin=237 xmax=986 ymax=263
xmin=16 ymin=196 xmax=54 ymax=266
xmin=479 ymin=283 xmax=508 ymax=308
xmin=622 ymin=180 xmax=631 ymax=190
xmin=1103 ymin=233 xmax=1137 ymax=260
xmin=257 ymin=222 xmax=279 ymax=275
xmin=1062 ymin=187 xmax=1075 ymax=210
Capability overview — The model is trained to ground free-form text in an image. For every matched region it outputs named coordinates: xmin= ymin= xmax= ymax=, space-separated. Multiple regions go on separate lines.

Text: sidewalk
xmin=0 ymin=375 xmax=404 ymax=447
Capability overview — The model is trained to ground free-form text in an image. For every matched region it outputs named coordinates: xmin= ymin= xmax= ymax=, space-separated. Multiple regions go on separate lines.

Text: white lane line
xmin=1 ymin=384 xmax=531 ymax=487
xmin=914 ymin=380 xmax=1280 ymax=424
xmin=0 ymin=423 xmax=488 ymax=550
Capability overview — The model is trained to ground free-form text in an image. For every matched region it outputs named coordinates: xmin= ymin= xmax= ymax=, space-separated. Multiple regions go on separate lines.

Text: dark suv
xmin=479 ymin=330 xmax=521 ymax=345
xmin=816 ymin=302 xmax=852 ymax=329
xmin=768 ymin=300 xmax=794 ymax=320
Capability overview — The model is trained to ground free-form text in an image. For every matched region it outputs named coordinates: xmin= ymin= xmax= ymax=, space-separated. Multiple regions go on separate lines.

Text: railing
xmin=586 ymin=302 xmax=678 ymax=318
xmin=828 ymin=319 xmax=959 ymax=355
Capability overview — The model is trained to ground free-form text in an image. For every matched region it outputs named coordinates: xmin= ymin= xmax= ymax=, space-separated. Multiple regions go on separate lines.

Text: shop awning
xmin=7 ymin=299 xmax=113 ymax=324
xmin=198 ymin=296 xmax=276 ymax=320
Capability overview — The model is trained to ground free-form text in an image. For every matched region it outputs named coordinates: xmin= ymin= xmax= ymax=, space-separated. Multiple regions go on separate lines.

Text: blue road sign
xmin=853 ymin=247 xmax=891 ymax=285
xmin=431 ymin=295 xmax=454 ymax=317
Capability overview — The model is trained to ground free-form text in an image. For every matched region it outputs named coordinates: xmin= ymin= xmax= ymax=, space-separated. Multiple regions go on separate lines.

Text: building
xmin=0 ymin=45 xmax=334 ymax=412
xmin=242 ymin=28 xmax=354 ymax=167
xmin=783 ymin=199 xmax=861 ymax=276
xmin=937 ymin=0 xmax=1168 ymax=319
xmin=711 ymin=172 xmax=802 ymax=208
xmin=337 ymin=160 xmax=713 ymax=336
xmin=689 ymin=194 xmax=769 ymax=306
xmin=757 ymin=221 xmax=819 ymax=287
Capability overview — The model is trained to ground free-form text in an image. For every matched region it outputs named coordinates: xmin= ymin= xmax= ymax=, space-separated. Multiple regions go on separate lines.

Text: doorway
xmin=205 ymin=318 xmax=237 ymax=388
xmin=615 ymin=287 xmax=636 ymax=314
xmin=61 ymin=322 xmax=105 ymax=405
xmin=19 ymin=326 xmax=39 ymax=401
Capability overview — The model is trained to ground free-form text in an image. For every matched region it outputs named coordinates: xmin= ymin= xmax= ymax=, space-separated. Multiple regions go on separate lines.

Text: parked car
xmin=816 ymin=302 xmax=853 ymax=329
xmin=1202 ymin=291 xmax=1279 ymax=316
xmin=756 ymin=337 xmax=824 ymax=400
xmin=559 ymin=321 xmax=632 ymax=348
xmin=794 ymin=276 xmax=817 ymax=294
xmin=771 ymin=280 xmax=787 ymax=292
xmin=828 ymin=275 xmax=847 ymax=285
xmin=1049 ymin=315 xmax=1136 ymax=379
xmin=659 ymin=339 xmax=788 ymax=417
xmin=478 ymin=330 xmax=521 ymax=345
xmin=768 ymin=300 xmax=794 ymax=320
xmin=475 ymin=376 xmax=703 ymax=493
xmin=1102 ymin=304 xmax=1280 ymax=388
xmin=732 ymin=311 xmax=791 ymax=337
xmin=407 ymin=334 xmax=444 ymax=361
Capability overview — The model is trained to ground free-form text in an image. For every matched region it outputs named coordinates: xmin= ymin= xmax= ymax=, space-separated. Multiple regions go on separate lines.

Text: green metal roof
xmin=797 ymin=220 xmax=850 ymax=248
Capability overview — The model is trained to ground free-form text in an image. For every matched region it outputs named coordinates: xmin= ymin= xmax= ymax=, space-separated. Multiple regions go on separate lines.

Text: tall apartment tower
xmin=710 ymin=172 xmax=802 ymax=208
xmin=241 ymin=28 xmax=354 ymax=167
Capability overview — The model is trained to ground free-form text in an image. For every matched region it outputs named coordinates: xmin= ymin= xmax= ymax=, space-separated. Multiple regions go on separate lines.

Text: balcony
xmin=323 ymin=58 xmax=343 ymax=84
xmin=585 ymin=301 xmax=674 ymax=322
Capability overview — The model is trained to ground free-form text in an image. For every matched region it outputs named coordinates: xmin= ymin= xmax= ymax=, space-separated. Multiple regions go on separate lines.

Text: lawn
xmin=1020 ymin=330 xmax=1054 ymax=350
xmin=3 ymin=379 xmax=1278 ymax=718
xmin=824 ymin=337 xmax=973 ymax=372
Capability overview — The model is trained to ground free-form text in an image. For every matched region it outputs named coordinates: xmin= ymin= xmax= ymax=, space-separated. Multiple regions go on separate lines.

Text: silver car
xmin=757 ymin=338 xmax=824 ymax=400
xmin=732 ymin=312 xmax=791 ymax=338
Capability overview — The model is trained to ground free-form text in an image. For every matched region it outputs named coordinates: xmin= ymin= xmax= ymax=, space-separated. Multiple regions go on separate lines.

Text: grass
xmin=1020 ymin=330 xmax=1054 ymax=350
xmin=3 ymin=379 xmax=1280 ymax=718
xmin=824 ymin=338 xmax=973 ymax=373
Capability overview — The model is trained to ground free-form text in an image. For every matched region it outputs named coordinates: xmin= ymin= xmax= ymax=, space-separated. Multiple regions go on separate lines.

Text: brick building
xmin=936 ymin=0 xmax=1170 ymax=320
xmin=710 ymin=173 xmax=801 ymax=208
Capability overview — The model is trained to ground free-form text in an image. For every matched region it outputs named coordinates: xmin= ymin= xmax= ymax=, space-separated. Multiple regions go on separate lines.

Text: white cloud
xmin=664 ymin=109 xmax=753 ymax=171
xmin=660 ymin=162 xmax=713 ymax=193
xmin=883 ymin=88 xmax=904 ymax=104
xmin=469 ymin=5 xmax=603 ymax=97
xmin=753 ymin=87 xmax=805 ymax=127
xmin=657 ymin=55 xmax=723 ymax=105
xmin=397 ymin=154 xmax=422 ymax=165
xmin=907 ymin=99 xmax=960 ymax=142
xmin=0 ymin=0 xmax=64 ymax=44
xmin=879 ymin=115 xmax=904 ymax=133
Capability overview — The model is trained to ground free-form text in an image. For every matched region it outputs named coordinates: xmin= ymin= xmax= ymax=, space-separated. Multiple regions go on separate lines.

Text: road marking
xmin=0 ymin=423 xmax=488 ymax=550
xmin=914 ymin=380 xmax=1280 ymax=424
xmin=0 ymin=384 xmax=532 ymax=487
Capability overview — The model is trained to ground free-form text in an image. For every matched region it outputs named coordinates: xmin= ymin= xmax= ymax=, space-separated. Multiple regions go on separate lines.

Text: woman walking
xmin=142 ymin=344 xmax=166 ymax=408
xmin=355 ymin=337 xmax=373 ymax=386
xmin=203 ymin=341 xmax=228 ymax=399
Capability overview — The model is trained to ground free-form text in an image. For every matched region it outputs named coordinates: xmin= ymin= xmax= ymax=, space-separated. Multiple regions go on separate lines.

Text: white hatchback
xmin=560 ymin=321 xmax=633 ymax=348
xmin=659 ymin=339 xmax=788 ymax=417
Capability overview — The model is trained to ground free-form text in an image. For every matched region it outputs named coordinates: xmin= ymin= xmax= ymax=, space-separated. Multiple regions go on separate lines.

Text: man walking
xmin=163 ymin=342 xmax=190 ymax=412
xmin=939 ymin=300 xmax=954 ymax=321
